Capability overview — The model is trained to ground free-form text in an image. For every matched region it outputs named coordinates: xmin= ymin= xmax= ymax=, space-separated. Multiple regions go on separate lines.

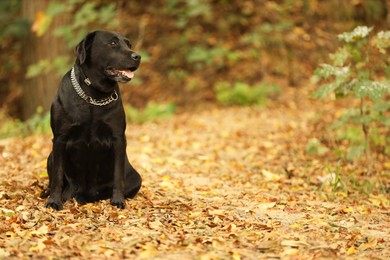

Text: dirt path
xmin=0 ymin=88 xmax=389 ymax=259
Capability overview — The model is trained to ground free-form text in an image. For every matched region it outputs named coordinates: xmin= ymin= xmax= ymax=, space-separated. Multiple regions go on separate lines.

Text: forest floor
xmin=0 ymin=86 xmax=389 ymax=259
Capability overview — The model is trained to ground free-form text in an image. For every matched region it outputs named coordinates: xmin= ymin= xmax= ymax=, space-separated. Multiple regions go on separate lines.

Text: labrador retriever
xmin=41 ymin=30 xmax=142 ymax=210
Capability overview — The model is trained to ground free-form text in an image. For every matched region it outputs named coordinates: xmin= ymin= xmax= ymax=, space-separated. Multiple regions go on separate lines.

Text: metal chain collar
xmin=70 ymin=66 xmax=118 ymax=106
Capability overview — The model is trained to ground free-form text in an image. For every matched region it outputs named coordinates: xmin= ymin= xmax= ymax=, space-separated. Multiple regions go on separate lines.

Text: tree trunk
xmin=387 ymin=1 xmax=390 ymax=24
xmin=21 ymin=0 xmax=69 ymax=120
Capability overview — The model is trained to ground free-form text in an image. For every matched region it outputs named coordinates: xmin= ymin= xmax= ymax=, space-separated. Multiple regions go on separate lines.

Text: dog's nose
xmin=131 ymin=52 xmax=140 ymax=61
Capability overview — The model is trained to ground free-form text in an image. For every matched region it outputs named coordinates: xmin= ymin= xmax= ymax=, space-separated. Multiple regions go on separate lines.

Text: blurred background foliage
xmin=0 ymin=0 xmax=389 ymax=127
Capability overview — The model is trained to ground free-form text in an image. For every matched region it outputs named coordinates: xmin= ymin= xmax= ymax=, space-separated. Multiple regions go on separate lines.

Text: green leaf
xmin=330 ymin=47 xmax=349 ymax=66
xmin=334 ymin=108 xmax=360 ymax=125
xmin=382 ymin=117 xmax=390 ymax=127
xmin=46 ymin=2 xmax=69 ymax=16
xmin=335 ymin=79 xmax=357 ymax=98
xmin=125 ymin=103 xmax=177 ymax=124
xmin=314 ymin=64 xmax=350 ymax=79
xmin=352 ymin=81 xmax=390 ymax=101
xmin=338 ymin=26 xmax=373 ymax=43
xmin=347 ymin=145 xmax=365 ymax=160
xmin=312 ymin=83 xmax=335 ymax=99
xmin=306 ymin=138 xmax=329 ymax=155
xmin=214 ymin=81 xmax=280 ymax=106
xmin=372 ymin=101 xmax=390 ymax=113
xmin=374 ymin=30 xmax=390 ymax=54
xmin=186 ymin=46 xmax=212 ymax=64
xmin=97 ymin=3 xmax=119 ymax=28
xmin=337 ymin=126 xmax=364 ymax=144
xmin=53 ymin=55 xmax=71 ymax=76
xmin=73 ymin=2 xmax=98 ymax=28
xmin=26 ymin=59 xmax=50 ymax=78
xmin=353 ymin=114 xmax=373 ymax=125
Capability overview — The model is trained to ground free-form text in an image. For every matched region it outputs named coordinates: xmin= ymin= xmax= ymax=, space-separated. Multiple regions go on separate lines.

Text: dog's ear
xmin=74 ymin=31 xmax=96 ymax=64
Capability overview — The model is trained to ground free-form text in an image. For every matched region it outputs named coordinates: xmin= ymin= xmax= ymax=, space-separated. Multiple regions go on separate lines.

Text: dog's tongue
xmin=121 ymin=70 xmax=134 ymax=79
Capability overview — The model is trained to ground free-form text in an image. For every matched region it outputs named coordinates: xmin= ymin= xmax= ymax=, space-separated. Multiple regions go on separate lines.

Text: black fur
xmin=42 ymin=31 xmax=142 ymax=210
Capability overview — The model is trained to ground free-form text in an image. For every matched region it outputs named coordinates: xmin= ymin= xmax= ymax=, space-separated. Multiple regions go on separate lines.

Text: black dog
xmin=41 ymin=31 xmax=142 ymax=210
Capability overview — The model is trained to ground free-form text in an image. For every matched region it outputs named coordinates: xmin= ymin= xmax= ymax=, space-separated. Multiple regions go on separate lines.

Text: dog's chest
xmin=64 ymin=123 xmax=113 ymax=173
xmin=67 ymin=119 xmax=114 ymax=151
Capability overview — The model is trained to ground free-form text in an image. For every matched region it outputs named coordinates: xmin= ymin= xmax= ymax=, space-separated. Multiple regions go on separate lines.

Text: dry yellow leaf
xmin=31 ymin=11 xmax=52 ymax=37
xmin=232 ymin=251 xmax=241 ymax=260
xmin=29 ymin=239 xmax=46 ymax=253
xmin=139 ymin=244 xmax=158 ymax=258
xmin=347 ymin=246 xmax=356 ymax=255
xmin=209 ymin=209 xmax=225 ymax=216
xmin=358 ymin=237 xmax=378 ymax=251
xmin=261 ymin=169 xmax=282 ymax=181
xmin=31 ymin=225 xmax=49 ymax=236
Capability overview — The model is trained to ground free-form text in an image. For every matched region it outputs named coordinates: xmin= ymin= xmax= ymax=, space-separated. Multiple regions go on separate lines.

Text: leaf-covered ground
xmin=0 ymin=87 xmax=389 ymax=259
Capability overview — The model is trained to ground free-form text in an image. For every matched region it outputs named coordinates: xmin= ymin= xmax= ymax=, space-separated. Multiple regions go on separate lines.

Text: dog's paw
xmin=110 ymin=199 xmax=125 ymax=209
xmin=75 ymin=195 xmax=88 ymax=205
xmin=45 ymin=199 xmax=63 ymax=211
xmin=40 ymin=189 xmax=50 ymax=199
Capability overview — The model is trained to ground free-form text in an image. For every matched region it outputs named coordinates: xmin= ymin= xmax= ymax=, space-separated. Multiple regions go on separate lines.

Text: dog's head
xmin=75 ymin=30 xmax=141 ymax=83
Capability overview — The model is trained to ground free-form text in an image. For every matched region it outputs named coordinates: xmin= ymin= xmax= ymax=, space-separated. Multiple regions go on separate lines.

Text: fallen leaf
xmin=29 ymin=239 xmax=46 ymax=252
xmin=0 ymin=208 xmax=15 ymax=217
xmin=148 ymin=219 xmax=163 ymax=230
xmin=347 ymin=246 xmax=356 ymax=255
xmin=358 ymin=236 xmax=378 ymax=251
xmin=209 ymin=209 xmax=225 ymax=216
xmin=31 ymin=225 xmax=49 ymax=236
xmin=139 ymin=244 xmax=158 ymax=258
xmin=261 ymin=169 xmax=282 ymax=181
xmin=257 ymin=202 xmax=277 ymax=210
xmin=0 ymin=248 xmax=10 ymax=258
xmin=281 ymin=240 xmax=309 ymax=248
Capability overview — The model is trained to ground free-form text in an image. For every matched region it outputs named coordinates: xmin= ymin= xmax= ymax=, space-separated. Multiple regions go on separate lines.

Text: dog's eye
xmin=124 ymin=40 xmax=132 ymax=48
xmin=110 ymin=41 xmax=118 ymax=47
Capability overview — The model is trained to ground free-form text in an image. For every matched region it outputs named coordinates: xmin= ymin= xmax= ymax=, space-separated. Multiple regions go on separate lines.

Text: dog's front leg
xmin=46 ymin=140 xmax=65 ymax=210
xmin=111 ymin=137 xmax=126 ymax=209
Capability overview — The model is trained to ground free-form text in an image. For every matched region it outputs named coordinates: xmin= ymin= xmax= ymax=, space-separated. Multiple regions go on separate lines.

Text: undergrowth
xmin=311 ymin=26 xmax=390 ymax=167
xmin=214 ymin=81 xmax=281 ymax=106
xmin=0 ymin=107 xmax=50 ymax=138
xmin=0 ymin=103 xmax=177 ymax=139
xmin=317 ymin=164 xmax=389 ymax=196
xmin=125 ymin=102 xmax=176 ymax=124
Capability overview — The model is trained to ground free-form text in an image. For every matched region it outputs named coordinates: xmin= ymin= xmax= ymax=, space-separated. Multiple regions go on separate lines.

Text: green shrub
xmin=0 ymin=107 xmax=50 ymax=139
xmin=27 ymin=0 xmax=119 ymax=78
xmin=125 ymin=102 xmax=177 ymax=124
xmin=306 ymin=138 xmax=329 ymax=156
xmin=312 ymin=26 xmax=390 ymax=163
xmin=214 ymin=81 xmax=281 ymax=106
xmin=166 ymin=0 xmax=212 ymax=29
xmin=319 ymin=167 xmax=381 ymax=195
xmin=0 ymin=112 xmax=23 ymax=139
xmin=0 ymin=102 xmax=177 ymax=138
xmin=23 ymin=107 xmax=51 ymax=136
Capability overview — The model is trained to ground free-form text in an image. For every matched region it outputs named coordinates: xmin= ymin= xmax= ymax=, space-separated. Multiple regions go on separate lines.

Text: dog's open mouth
xmin=105 ymin=67 xmax=136 ymax=82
